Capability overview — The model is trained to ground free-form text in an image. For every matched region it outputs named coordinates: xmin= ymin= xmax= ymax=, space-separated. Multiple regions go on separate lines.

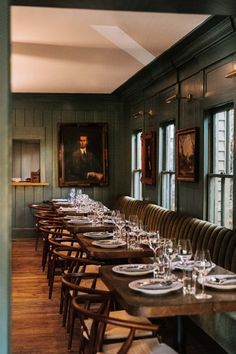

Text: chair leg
xmin=42 ymin=239 xmax=49 ymax=271
xmin=48 ymin=256 xmax=56 ymax=299
xmin=68 ymin=305 xmax=75 ymax=350
xmin=59 ymin=282 xmax=65 ymax=315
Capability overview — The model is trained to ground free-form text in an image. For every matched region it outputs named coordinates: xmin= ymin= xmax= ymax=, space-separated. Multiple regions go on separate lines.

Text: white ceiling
xmin=11 ymin=6 xmax=209 ymax=94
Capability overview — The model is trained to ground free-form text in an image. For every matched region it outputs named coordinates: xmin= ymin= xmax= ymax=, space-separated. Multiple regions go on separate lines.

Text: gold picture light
xmin=225 ymin=69 xmax=236 ymax=78
xmin=165 ymin=93 xmax=192 ymax=104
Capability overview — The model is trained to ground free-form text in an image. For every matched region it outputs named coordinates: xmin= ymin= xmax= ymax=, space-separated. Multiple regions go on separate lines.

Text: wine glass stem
xmin=201 ymin=275 xmax=205 ymax=295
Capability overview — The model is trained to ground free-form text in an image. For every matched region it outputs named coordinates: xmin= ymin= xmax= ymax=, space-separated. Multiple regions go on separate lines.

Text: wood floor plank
xmin=11 ymin=238 xmax=79 ymax=354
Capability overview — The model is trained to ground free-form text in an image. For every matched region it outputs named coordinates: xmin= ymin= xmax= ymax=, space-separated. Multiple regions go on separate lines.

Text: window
xmin=207 ymin=104 xmax=234 ymax=228
xmin=159 ymin=123 xmax=175 ymax=210
xmin=131 ymin=131 xmax=142 ymax=200
xmin=12 ymin=140 xmax=40 ymax=181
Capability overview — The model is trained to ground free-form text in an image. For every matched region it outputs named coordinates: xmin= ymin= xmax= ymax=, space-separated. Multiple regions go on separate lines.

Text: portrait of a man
xmin=58 ymin=123 xmax=108 ymax=187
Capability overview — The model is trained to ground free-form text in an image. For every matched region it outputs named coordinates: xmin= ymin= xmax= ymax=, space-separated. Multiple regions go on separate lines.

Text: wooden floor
xmin=11 ymin=238 xmax=227 ymax=354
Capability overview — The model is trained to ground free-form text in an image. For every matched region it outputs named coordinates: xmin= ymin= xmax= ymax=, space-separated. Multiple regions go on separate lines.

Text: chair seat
xmin=101 ymin=339 xmax=177 ymax=354
xmin=104 ymin=310 xmax=153 ymax=340
xmin=68 ymin=277 xmax=109 ymax=294
xmin=85 ymin=310 xmax=154 ymax=341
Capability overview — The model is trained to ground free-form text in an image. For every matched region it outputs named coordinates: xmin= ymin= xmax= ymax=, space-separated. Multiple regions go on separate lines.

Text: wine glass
xmin=194 ymin=249 xmax=212 ymax=299
xmin=178 ymin=239 xmax=192 ymax=266
xmin=115 ymin=213 xmax=126 ymax=240
xmin=147 ymin=231 xmax=160 ymax=278
xmin=165 ymin=239 xmax=178 ymax=272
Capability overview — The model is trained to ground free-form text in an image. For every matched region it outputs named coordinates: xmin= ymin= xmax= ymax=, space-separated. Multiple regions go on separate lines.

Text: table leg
xmin=175 ymin=316 xmax=186 ymax=354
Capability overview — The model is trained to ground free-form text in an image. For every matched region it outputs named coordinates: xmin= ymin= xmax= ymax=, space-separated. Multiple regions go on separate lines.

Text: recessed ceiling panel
xmin=11 ymin=7 xmax=209 ymax=93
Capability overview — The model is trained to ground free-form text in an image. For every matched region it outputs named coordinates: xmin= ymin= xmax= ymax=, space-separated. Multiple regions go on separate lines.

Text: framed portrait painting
xmin=58 ymin=123 xmax=108 ymax=187
xmin=141 ymin=131 xmax=156 ymax=185
xmin=176 ymin=127 xmax=198 ymax=182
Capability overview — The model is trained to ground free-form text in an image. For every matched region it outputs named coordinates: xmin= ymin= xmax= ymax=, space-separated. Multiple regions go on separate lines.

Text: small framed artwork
xmin=176 ymin=127 xmax=198 ymax=182
xmin=141 ymin=131 xmax=156 ymax=185
xmin=58 ymin=123 xmax=108 ymax=187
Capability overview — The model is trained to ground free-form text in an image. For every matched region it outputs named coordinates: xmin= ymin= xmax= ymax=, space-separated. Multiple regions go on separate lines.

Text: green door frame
xmin=0 ymin=1 xmax=11 ymax=353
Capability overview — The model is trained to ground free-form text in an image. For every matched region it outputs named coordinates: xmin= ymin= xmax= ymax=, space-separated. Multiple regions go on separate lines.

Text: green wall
xmin=12 ymin=94 xmax=127 ymax=237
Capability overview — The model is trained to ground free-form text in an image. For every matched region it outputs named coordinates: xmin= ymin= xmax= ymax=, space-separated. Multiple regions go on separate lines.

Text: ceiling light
xmin=90 ymin=25 xmax=155 ymax=66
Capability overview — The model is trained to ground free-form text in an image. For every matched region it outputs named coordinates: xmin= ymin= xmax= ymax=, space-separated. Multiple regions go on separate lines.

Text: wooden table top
xmin=100 ymin=264 xmax=236 ymax=318
xmin=77 ymin=235 xmax=153 ymax=260
xmin=63 ymin=220 xmax=114 ymax=234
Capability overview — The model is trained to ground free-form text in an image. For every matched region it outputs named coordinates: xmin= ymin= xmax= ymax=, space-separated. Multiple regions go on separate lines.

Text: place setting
xmin=129 ymin=278 xmax=183 ymax=295
xmin=83 ymin=231 xmax=114 ymax=240
xmin=199 ymin=274 xmax=236 ymax=290
xmin=112 ymin=263 xmax=156 ymax=276
xmin=66 ymin=216 xmax=93 ymax=225
xmin=92 ymin=239 xmax=127 ymax=249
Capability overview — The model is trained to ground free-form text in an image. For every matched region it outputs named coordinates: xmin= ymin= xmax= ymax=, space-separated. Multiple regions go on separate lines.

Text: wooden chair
xmin=38 ymin=224 xmax=71 ymax=271
xmin=47 ymin=238 xmax=85 ymax=299
xmin=71 ymin=294 xmax=178 ymax=354
xmin=64 ymin=274 xmax=158 ymax=351
xmin=33 ymin=209 xmax=63 ymax=250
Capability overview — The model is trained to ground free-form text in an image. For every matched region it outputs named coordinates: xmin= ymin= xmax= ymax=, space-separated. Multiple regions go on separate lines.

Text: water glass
xmin=182 ymin=268 xmax=197 ymax=295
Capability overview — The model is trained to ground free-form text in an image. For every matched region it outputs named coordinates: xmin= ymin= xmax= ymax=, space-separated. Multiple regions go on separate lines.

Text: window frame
xmin=159 ymin=121 xmax=176 ymax=210
xmin=206 ymin=103 xmax=234 ymax=228
xmin=131 ymin=130 xmax=142 ymax=200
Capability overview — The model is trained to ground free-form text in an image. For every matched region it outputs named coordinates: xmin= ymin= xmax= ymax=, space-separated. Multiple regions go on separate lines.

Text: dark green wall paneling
xmin=127 ymin=16 xmax=236 ymax=221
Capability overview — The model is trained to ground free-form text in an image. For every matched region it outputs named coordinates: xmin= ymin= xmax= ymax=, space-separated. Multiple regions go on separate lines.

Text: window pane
xmin=166 ymin=124 xmax=175 ymax=170
xmin=131 ymin=131 xmax=142 ymax=200
xmin=208 ymin=177 xmax=222 ymax=225
xmin=160 ymin=123 xmax=175 ymax=210
xmin=213 ymin=109 xmax=234 ymax=174
xmin=208 ymin=176 xmax=233 ymax=228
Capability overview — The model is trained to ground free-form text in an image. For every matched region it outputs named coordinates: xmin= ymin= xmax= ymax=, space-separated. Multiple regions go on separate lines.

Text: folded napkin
xmin=119 ymin=265 xmax=153 ymax=273
xmin=208 ymin=275 xmax=236 ymax=285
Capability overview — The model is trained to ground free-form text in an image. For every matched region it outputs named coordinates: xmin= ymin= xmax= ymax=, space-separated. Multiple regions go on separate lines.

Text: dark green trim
xmin=10 ymin=0 xmax=236 ymax=16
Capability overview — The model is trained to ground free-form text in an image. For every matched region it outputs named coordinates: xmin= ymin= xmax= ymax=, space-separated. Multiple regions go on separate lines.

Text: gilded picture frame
xmin=141 ymin=131 xmax=156 ymax=185
xmin=58 ymin=123 xmax=108 ymax=187
xmin=176 ymin=127 xmax=198 ymax=182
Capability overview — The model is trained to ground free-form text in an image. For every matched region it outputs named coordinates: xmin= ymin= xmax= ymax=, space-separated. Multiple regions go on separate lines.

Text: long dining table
xmin=100 ymin=264 xmax=236 ymax=354
xmin=76 ymin=234 xmax=153 ymax=261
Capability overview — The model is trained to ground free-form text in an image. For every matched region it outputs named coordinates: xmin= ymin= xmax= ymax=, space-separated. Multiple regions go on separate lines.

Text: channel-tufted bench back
xmin=113 ymin=196 xmax=236 ymax=272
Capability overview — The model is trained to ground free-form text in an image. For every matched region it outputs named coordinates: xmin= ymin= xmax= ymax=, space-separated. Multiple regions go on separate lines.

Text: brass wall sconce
xmin=132 ymin=110 xmax=144 ymax=118
xmin=132 ymin=109 xmax=154 ymax=118
xmin=145 ymin=109 xmax=154 ymax=117
xmin=225 ymin=69 xmax=236 ymax=78
xmin=165 ymin=93 xmax=192 ymax=104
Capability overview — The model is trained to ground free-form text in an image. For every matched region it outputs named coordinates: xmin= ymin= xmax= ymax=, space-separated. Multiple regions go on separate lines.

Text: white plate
xmin=112 ymin=264 xmax=156 ymax=276
xmin=129 ymin=278 xmax=183 ymax=295
xmin=201 ymin=274 xmax=236 ymax=290
xmin=92 ymin=240 xmax=126 ymax=248
xmin=83 ymin=232 xmax=113 ymax=239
